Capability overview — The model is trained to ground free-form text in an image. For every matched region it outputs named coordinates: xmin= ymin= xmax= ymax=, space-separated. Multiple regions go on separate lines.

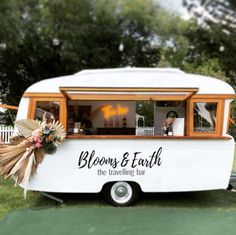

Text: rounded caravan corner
xmin=186 ymin=73 xmax=235 ymax=96
xmin=14 ymin=67 xmax=235 ymax=206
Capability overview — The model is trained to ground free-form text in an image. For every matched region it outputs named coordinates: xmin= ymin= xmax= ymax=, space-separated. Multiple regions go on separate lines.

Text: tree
xmin=1 ymin=0 xmax=173 ymax=108
xmin=183 ymin=0 xmax=236 ymax=137
xmin=183 ymin=0 xmax=236 ymax=31
xmin=182 ymin=0 xmax=236 ymax=88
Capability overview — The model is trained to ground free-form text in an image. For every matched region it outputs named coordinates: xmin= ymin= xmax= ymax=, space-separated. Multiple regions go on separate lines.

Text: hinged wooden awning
xmin=59 ymin=87 xmax=199 ymax=101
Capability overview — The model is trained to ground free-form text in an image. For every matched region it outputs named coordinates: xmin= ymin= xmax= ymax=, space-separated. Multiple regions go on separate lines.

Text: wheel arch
xmin=101 ymin=180 xmax=142 ymax=193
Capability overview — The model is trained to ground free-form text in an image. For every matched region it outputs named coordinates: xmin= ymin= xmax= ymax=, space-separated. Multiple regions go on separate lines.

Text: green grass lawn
xmin=0 ymin=148 xmax=236 ymax=218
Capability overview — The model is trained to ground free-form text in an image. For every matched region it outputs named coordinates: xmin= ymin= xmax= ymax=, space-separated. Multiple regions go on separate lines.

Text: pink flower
xmin=35 ymin=142 xmax=42 ymax=148
xmin=34 ymin=136 xmax=42 ymax=143
xmin=33 ymin=135 xmax=42 ymax=148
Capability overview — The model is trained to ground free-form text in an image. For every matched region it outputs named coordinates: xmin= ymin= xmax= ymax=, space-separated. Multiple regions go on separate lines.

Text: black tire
xmin=227 ymin=184 xmax=233 ymax=190
xmin=103 ymin=181 xmax=140 ymax=206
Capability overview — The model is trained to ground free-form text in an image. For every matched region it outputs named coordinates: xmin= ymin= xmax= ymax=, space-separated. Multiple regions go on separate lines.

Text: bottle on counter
xmin=104 ymin=119 xmax=108 ymax=127
xmin=108 ymin=119 xmax=113 ymax=127
xmin=122 ymin=116 xmax=127 ymax=128
xmin=115 ymin=118 xmax=120 ymax=127
xmin=162 ymin=126 xmax=167 ymax=136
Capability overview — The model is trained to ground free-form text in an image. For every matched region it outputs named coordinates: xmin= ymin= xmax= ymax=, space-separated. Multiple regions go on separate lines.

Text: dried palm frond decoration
xmin=0 ymin=116 xmax=66 ymax=197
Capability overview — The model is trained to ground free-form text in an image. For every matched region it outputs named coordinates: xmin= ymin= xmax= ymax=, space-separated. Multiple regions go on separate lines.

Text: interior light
xmin=101 ymin=104 xmax=129 ymax=119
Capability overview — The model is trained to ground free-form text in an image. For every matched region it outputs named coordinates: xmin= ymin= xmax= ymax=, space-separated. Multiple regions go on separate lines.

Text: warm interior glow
xmin=101 ymin=104 xmax=129 ymax=119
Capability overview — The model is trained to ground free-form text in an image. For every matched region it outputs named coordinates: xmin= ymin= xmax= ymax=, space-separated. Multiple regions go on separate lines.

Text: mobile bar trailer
xmin=12 ymin=68 xmax=236 ymax=205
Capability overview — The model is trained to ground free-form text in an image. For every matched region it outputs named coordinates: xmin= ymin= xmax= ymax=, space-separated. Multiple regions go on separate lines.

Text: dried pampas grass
xmin=0 ymin=139 xmax=45 ymax=197
xmin=0 ymin=118 xmax=66 ymax=198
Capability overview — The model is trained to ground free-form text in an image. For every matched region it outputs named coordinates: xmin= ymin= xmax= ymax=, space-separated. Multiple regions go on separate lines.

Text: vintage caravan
xmin=14 ymin=68 xmax=235 ymax=205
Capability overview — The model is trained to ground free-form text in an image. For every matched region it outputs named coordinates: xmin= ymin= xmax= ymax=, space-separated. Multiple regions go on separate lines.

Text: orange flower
xmin=46 ymin=135 xmax=54 ymax=142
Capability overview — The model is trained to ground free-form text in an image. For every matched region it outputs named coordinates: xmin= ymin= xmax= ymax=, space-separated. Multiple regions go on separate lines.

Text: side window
xmin=228 ymin=101 xmax=236 ymax=137
xmin=34 ymin=101 xmax=60 ymax=122
xmin=193 ymin=102 xmax=217 ymax=133
xmin=188 ymin=99 xmax=224 ymax=136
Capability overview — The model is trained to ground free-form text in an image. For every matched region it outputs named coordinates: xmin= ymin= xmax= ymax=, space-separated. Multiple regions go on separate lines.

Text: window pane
xmin=155 ymin=101 xmax=185 ymax=136
xmin=67 ymin=100 xmax=136 ymax=135
xmin=194 ymin=102 xmax=217 ymax=132
xmin=136 ymin=101 xmax=154 ymax=135
xmin=35 ymin=101 xmax=60 ymax=122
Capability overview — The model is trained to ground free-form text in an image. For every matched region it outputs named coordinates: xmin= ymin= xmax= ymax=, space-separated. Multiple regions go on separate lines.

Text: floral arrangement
xmin=162 ymin=117 xmax=175 ymax=135
xmin=30 ymin=122 xmax=64 ymax=154
xmin=0 ymin=116 xmax=66 ymax=196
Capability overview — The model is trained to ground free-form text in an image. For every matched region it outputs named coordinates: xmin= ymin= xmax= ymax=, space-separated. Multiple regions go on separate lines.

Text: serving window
xmin=66 ymin=99 xmax=187 ymax=137
xmin=67 ymin=100 xmax=136 ymax=135
xmin=59 ymin=86 xmax=199 ymax=138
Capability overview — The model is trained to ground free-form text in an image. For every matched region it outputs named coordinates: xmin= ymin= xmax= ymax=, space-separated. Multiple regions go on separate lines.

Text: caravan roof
xmin=25 ymin=68 xmax=235 ymax=95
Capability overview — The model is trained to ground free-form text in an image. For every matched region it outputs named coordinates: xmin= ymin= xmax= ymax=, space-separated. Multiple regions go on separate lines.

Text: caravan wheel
xmin=103 ymin=181 xmax=139 ymax=206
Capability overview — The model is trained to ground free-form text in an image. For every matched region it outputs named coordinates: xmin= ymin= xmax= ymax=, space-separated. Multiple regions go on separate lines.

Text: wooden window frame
xmin=24 ymin=92 xmax=234 ymax=140
xmin=27 ymin=97 xmax=67 ymax=128
xmin=187 ymin=98 xmax=224 ymax=137
xmin=227 ymin=101 xmax=235 ymax=133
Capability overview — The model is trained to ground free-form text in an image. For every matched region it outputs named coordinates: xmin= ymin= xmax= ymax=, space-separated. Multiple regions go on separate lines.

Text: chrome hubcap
xmin=110 ymin=182 xmax=132 ymax=204
xmin=115 ymin=186 xmax=128 ymax=197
